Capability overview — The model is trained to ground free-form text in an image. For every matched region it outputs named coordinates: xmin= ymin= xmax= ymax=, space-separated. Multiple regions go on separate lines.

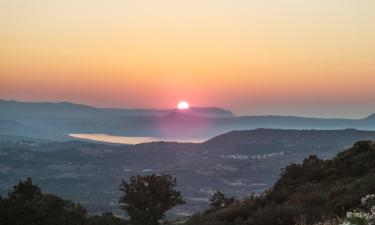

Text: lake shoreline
xmin=69 ymin=133 xmax=206 ymax=145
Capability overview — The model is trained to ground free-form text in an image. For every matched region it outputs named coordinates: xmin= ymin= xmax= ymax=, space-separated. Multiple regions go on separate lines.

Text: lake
xmin=69 ymin=133 xmax=206 ymax=145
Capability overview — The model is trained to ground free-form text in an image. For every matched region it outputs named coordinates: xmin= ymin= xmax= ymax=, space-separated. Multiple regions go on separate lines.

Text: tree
xmin=2 ymin=177 xmax=43 ymax=225
xmin=209 ymin=191 xmax=235 ymax=209
xmin=0 ymin=177 xmax=87 ymax=225
xmin=119 ymin=174 xmax=185 ymax=225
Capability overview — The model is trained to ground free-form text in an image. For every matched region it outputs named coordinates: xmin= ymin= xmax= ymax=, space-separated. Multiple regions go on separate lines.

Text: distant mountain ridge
xmin=0 ymin=99 xmax=234 ymax=118
xmin=1 ymin=99 xmax=375 ymax=140
xmin=365 ymin=113 xmax=375 ymax=120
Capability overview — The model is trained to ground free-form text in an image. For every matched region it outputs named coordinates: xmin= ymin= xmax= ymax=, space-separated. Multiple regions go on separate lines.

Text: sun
xmin=177 ymin=101 xmax=190 ymax=110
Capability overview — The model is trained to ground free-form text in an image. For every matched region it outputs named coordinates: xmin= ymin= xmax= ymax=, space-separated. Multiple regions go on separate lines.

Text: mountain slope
xmin=0 ymin=99 xmax=234 ymax=119
xmin=0 ymin=119 xmax=63 ymax=140
xmin=365 ymin=113 xmax=375 ymax=121
xmin=186 ymin=141 xmax=375 ymax=225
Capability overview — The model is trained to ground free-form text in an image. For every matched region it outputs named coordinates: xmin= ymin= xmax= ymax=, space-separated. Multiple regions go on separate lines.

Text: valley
xmin=1 ymin=129 xmax=375 ymax=217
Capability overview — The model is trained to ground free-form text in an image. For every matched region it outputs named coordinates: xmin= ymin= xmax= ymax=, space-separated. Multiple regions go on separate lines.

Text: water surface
xmin=69 ymin=133 xmax=206 ymax=144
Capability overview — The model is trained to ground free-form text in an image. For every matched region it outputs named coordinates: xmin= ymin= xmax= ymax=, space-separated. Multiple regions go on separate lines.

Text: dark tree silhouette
xmin=0 ymin=177 xmax=87 ymax=225
xmin=119 ymin=174 xmax=185 ymax=225
xmin=209 ymin=191 xmax=235 ymax=209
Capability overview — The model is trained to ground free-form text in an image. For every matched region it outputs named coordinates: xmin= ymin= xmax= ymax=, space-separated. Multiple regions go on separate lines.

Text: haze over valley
xmin=1 ymin=100 xmax=375 ymax=217
xmin=2 ymin=99 xmax=375 ymax=143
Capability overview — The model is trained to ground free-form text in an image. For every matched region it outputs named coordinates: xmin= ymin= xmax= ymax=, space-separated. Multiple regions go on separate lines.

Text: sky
xmin=0 ymin=0 xmax=374 ymax=118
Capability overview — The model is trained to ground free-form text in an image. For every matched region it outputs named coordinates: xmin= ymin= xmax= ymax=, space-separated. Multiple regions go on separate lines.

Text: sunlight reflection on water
xmin=69 ymin=133 xmax=206 ymax=144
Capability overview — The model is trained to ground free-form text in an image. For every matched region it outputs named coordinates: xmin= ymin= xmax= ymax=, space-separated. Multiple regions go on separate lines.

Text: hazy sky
xmin=1 ymin=0 xmax=374 ymax=118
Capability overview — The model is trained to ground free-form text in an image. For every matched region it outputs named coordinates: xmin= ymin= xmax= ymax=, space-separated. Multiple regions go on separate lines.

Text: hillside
xmin=186 ymin=141 xmax=375 ymax=225
xmin=365 ymin=113 xmax=375 ymax=121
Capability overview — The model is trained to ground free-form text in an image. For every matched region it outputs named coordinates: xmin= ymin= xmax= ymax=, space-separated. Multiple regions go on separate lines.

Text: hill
xmin=365 ymin=113 xmax=375 ymax=121
xmin=186 ymin=141 xmax=375 ymax=225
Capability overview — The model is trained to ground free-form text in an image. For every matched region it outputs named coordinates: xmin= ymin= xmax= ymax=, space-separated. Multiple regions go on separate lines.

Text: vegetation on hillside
xmin=186 ymin=141 xmax=375 ymax=225
xmin=340 ymin=194 xmax=375 ymax=225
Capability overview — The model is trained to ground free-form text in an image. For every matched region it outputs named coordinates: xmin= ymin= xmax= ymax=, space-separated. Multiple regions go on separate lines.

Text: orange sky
xmin=0 ymin=0 xmax=375 ymax=118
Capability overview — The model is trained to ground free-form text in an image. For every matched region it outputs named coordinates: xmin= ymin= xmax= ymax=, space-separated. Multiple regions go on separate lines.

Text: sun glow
xmin=177 ymin=101 xmax=190 ymax=110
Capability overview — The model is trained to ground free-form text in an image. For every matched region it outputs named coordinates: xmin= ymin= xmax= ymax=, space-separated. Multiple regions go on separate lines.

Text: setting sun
xmin=177 ymin=101 xmax=190 ymax=110
xmin=1 ymin=0 xmax=375 ymax=223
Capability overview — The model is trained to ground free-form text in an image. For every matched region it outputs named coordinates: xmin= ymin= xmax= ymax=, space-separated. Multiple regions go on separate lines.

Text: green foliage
xmin=341 ymin=194 xmax=375 ymax=225
xmin=186 ymin=141 xmax=375 ymax=225
xmin=119 ymin=174 xmax=185 ymax=225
